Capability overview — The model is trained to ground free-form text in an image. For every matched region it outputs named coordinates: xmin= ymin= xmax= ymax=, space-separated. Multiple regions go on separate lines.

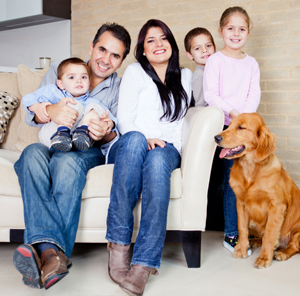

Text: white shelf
xmin=0 ymin=66 xmax=18 ymax=73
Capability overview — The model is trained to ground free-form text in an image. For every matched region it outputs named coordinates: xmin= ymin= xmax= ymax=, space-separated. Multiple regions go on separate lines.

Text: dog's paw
xmin=254 ymin=256 xmax=272 ymax=268
xmin=249 ymin=238 xmax=262 ymax=248
xmin=274 ymin=250 xmax=291 ymax=261
xmin=234 ymin=243 xmax=248 ymax=258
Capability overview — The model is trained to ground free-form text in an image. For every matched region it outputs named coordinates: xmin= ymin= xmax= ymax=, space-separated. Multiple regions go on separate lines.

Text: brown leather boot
xmin=107 ymin=242 xmax=131 ymax=284
xmin=119 ymin=264 xmax=159 ymax=296
xmin=40 ymin=248 xmax=72 ymax=290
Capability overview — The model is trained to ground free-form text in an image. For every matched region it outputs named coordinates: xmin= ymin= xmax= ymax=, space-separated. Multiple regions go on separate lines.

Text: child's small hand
xmin=230 ymin=109 xmax=240 ymax=119
xmin=28 ymin=102 xmax=51 ymax=123
xmin=99 ymin=110 xmax=114 ymax=135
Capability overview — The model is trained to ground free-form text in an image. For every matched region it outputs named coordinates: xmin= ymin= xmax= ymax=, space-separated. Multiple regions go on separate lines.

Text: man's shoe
xmin=108 ymin=242 xmax=131 ymax=285
xmin=40 ymin=248 xmax=72 ymax=290
xmin=50 ymin=129 xmax=72 ymax=152
xmin=120 ymin=264 xmax=159 ymax=296
xmin=223 ymin=235 xmax=252 ymax=256
xmin=72 ymin=126 xmax=93 ymax=152
xmin=13 ymin=244 xmax=42 ymax=289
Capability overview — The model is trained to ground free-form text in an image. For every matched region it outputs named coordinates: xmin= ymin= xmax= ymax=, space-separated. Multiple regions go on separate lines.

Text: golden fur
xmin=215 ymin=113 xmax=300 ymax=268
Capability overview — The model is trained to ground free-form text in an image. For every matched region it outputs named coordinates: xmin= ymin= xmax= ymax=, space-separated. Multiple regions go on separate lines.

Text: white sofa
xmin=0 ymin=65 xmax=224 ymax=267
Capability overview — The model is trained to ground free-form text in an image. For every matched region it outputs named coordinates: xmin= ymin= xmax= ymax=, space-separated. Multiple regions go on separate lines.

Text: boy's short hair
xmin=184 ymin=27 xmax=216 ymax=53
xmin=57 ymin=57 xmax=89 ymax=80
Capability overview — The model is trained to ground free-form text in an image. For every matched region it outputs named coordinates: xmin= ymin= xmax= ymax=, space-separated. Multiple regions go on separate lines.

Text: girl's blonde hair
xmin=220 ymin=6 xmax=251 ymax=31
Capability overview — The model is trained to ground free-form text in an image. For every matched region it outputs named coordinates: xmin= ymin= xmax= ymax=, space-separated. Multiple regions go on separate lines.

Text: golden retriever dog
xmin=214 ymin=113 xmax=300 ymax=268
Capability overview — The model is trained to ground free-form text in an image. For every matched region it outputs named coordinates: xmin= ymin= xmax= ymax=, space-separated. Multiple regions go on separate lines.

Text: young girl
xmin=203 ymin=6 xmax=261 ymax=255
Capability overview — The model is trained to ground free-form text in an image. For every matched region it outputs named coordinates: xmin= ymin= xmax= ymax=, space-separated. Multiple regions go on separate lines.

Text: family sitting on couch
xmin=12 ymin=6 xmax=260 ymax=296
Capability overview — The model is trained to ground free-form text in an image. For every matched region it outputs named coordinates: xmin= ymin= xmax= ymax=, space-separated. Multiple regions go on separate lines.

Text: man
xmin=13 ymin=23 xmax=131 ymax=290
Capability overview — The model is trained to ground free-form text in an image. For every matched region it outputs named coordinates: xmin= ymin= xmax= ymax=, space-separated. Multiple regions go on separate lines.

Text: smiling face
xmin=186 ymin=34 xmax=216 ymax=66
xmin=143 ymin=26 xmax=172 ymax=68
xmin=88 ymin=31 xmax=126 ymax=85
xmin=57 ymin=63 xmax=89 ymax=97
xmin=220 ymin=13 xmax=249 ymax=52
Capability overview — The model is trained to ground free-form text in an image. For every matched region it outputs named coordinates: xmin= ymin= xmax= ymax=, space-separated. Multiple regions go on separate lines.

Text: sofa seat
xmin=0 ymin=149 xmax=183 ymax=242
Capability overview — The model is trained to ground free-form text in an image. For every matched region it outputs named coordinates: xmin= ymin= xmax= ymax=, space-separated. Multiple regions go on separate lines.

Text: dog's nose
xmin=214 ymin=135 xmax=223 ymax=144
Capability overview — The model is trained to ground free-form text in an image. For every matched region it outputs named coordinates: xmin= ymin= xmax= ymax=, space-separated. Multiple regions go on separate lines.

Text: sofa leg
xmin=181 ymin=231 xmax=201 ymax=268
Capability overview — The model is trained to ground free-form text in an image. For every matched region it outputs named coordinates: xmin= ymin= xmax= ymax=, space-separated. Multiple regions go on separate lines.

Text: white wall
xmin=0 ymin=20 xmax=70 ymax=69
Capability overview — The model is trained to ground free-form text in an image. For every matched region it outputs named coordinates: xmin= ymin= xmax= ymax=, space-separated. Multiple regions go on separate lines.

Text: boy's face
xmin=57 ymin=64 xmax=90 ymax=97
xmin=186 ymin=34 xmax=215 ymax=66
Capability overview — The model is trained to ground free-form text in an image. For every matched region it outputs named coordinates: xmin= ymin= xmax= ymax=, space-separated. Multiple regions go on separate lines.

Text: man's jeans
xmin=14 ymin=143 xmax=105 ymax=258
xmin=106 ymin=131 xmax=181 ymax=269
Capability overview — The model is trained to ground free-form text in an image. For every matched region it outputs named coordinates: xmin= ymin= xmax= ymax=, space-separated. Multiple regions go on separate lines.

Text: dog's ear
xmin=255 ymin=125 xmax=276 ymax=161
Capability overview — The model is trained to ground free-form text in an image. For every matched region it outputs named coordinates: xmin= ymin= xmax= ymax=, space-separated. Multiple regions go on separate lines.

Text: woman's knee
xmin=118 ymin=131 xmax=148 ymax=153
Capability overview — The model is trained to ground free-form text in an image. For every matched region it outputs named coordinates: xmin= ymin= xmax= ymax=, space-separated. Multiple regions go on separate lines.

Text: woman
xmin=106 ymin=19 xmax=192 ymax=296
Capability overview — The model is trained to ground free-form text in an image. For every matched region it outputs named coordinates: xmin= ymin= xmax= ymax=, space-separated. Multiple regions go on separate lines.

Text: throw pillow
xmin=14 ymin=65 xmax=48 ymax=152
xmin=0 ymin=91 xmax=19 ymax=143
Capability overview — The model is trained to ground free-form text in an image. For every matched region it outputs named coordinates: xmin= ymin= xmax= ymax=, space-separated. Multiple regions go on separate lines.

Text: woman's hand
xmin=29 ymin=102 xmax=51 ymax=123
xmin=147 ymin=138 xmax=166 ymax=150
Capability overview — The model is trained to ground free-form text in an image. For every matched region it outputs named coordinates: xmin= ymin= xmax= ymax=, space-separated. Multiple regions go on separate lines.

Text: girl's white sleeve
xmin=203 ymin=55 xmax=234 ymax=117
xmin=117 ymin=65 xmax=142 ymax=135
xmin=243 ymin=59 xmax=261 ymax=113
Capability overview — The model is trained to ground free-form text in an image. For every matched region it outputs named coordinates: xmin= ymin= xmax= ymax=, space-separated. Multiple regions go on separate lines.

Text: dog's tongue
xmin=219 ymin=148 xmax=231 ymax=159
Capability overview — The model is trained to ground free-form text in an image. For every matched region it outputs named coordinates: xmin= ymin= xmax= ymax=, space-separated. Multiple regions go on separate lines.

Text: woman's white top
xmin=117 ymin=63 xmax=193 ymax=153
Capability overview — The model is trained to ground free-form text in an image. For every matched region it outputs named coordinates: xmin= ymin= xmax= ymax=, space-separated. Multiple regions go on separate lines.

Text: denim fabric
xmin=223 ymin=157 xmax=238 ymax=237
xmin=14 ymin=143 xmax=105 ymax=258
xmin=106 ymin=131 xmax=181 ymax=268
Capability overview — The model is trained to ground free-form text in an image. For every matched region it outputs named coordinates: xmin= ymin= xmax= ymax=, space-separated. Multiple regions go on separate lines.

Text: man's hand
xmin=88 ymin=119 xmax=109 ymax=141
xmin=99 ymin=110 xmax=114 ymax=135
xmin=29 ymin=102 xmax=51 ymax=123
xmin=147 ymin=138 xmax=166 ymax=150
xmin=46 ymin=97 xmax=79 ymax=128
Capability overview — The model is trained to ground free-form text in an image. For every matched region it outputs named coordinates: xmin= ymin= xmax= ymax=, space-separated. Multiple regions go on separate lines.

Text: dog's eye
xmin=237 ymin=125 xmax=244 ymax=130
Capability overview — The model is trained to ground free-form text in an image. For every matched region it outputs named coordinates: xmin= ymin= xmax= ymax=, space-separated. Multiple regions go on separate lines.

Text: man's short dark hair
xmin=92 ymin=23 xmax=131 ymax=61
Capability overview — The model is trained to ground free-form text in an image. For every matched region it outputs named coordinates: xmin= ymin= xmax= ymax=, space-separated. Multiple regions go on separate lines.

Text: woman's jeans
xmin=14 ymin=143 xmax=105 ymax=257
xmin=106 ymin=131 xmax=181 ymax=268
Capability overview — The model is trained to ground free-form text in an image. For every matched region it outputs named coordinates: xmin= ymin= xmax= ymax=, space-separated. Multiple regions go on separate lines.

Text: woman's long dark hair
xmin=135 ymin=19 xmax=189 ymax=122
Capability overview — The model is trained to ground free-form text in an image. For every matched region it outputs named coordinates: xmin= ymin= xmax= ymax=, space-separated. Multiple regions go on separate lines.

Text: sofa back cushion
xmin=14 ymin=65 xmax=48 ymax=152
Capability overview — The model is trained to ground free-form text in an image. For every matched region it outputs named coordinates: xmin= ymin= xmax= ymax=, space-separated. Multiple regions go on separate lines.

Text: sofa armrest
xmin=180 ymin=106 xmax=224 ymax=230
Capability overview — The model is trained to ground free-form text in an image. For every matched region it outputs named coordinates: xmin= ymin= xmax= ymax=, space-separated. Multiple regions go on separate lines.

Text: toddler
xmin=203 ymin=7 xmax=261 ymax=255
xmin=22 ymin=57 xmax=116 ymax=153
xmin=184 ymin=27 xmax=216 ymax=106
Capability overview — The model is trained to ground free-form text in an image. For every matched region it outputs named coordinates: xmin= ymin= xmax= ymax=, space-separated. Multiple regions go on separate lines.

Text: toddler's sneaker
xmin=72 ymin=126 xmax=93 ymax=152
xmin=223 ymin=235 xmax=252 ymax=256
xmin=50 ymin=128 xmax=72 ymax=152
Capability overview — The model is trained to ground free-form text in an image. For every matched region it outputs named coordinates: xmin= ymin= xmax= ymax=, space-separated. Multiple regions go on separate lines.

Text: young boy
xmin=22 ymin=57 xmax=117 ymax=153
xmin=184 ymin=28 xmax=216 ymax=107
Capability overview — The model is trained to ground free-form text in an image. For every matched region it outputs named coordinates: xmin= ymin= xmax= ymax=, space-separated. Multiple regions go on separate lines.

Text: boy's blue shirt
xmin=22 ymin=84 xmax=117 ymax=128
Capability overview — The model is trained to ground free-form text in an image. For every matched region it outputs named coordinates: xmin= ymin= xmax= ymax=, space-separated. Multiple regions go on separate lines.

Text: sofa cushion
xmin=0 ymin=72 xmax=22 ymax=151
xmin=15 ymin=65 xmax=48 ymax=152
xmin=0 ymin=148 xmax=182 ymax=200
xmin=0 ymin=91 xmax=19 ymax=144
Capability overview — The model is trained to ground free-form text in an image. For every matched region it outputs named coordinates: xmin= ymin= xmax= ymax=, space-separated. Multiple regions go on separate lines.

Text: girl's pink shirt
xmin=203 ymin=51 xmax=261 ymax=126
